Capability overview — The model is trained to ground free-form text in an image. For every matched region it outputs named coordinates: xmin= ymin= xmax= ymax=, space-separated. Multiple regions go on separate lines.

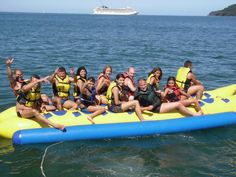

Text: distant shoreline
xmin=209 ymin=4 xmax=236 ymax=16
xmin=0 ymin=11 xmax=225 ymax=17
xmin=0 ymin=11 xmax=210 ymax=17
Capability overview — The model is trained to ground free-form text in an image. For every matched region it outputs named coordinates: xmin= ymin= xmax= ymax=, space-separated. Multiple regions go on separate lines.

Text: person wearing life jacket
xmin=135 ymin=78 xmax=202 ymax=116
xmin=6 ymin=57 xmax=56 ymax=112
xmin=147 ymin=67 xmax=162 ymax=91
xmin=96 ymin=65 xmax=112 ymax=104
xmin=16 ymin=74 xmax=65 ymax=131
xmin=73 ymin=66 xmax=87 ymax=104
xmin=147 ymin=67 xmax=165 ymax=99
xmin=163 ymin=76 xmax=202 ymax=113
xmin=50 ymin=67 xmax=77 ymax=110
xmin=80 ymin=77 xmax=106 ymax=124
xmin=163 ymin=76 xmax=184 ymax=102
xmin=106 ymin=73 xmax=145 ymax=121
xmin=123 ymin=67 xmax=136 ymax=100
xmin=176 ymin=60 xmax=204 ymax=100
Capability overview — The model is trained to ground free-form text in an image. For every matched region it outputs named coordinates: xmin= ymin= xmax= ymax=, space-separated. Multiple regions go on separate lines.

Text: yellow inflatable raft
xmin=0 ymin=84 xmax=236 ymax=139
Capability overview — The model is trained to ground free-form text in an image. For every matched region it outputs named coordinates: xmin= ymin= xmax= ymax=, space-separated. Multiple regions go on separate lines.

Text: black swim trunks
xmin=109 ymin=104 xmax=123 ymax=113
xmin=152 ymin=105 xmax=162 ymax=113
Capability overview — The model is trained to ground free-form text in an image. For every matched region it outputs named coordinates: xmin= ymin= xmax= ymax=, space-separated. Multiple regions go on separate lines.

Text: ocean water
xmin=0 ymin=13 xmax=236 ymax=177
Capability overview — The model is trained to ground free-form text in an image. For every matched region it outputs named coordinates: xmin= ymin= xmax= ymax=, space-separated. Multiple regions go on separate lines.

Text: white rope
xmin=40 ymin=141 xmax=63 ymax=177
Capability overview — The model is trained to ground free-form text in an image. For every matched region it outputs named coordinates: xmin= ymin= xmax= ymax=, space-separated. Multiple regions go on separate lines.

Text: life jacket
xmin=135 ymin=84 xmax=162 ymax=110
xmin=80 ymin=86 xmax=96 ymax=106
xmin=98 ymin=73 xmax=110 ymax=84
xmin=146 ymin=73 xmax=159 ymax=90
xmin=73 ymin=76 xmax=86 ymax=97
xmin=123 ymin=72 xmax=135 ymax=86
xmin=17 ymin=82 xmax=41 ymax=107
xmin=176 ymin=67 xmax=191 ymax=89
xmin=146 ymin=73 xmax=154 ymax=84
xmin=106 ymin=81 xmax=124 ymax=105
xmin=12 ymin=79 xmax=28 ymax=97
xmin=164 ymin=85 xmax=181 ymax=102
xmin=97 ymin=73 xmax=110 ymax=95
xmin=123 ymin=72 xmax=135 ymax=96
xmin=54 ymin=75 xmax=70 ymax=98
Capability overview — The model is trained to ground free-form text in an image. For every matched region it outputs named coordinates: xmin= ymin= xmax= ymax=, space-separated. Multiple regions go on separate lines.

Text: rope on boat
xmin=40 ymin=141 xmax=63 ymax=177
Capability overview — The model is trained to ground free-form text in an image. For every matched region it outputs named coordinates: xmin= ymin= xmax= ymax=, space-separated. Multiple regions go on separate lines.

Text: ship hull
xmin=93 ymin=7 xmax=139 ymax=15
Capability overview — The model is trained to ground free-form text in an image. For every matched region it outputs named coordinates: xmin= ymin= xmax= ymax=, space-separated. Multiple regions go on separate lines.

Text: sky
xmin=0 ymin=0 xmax=235 ymax=16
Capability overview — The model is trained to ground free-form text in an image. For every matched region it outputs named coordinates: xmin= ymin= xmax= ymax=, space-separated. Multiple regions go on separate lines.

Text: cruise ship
xmin=93 ymin=6 xmax=139 ymax=15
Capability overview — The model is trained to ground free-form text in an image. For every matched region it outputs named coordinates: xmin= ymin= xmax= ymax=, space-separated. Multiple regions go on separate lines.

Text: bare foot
xmin=193 ymin=111 xmax=202 ymax=116
xmin=140 ymin=118 xmax=145 ymax=121
xmin=199 ymin=110 xmax=204 ymax=115
xmin=54 ymin=124 xmax=66 ymax=131
xmin=87 ymin=116 xmax=95 ymax=124
xmin=141 ymin=119 xmax=149 ymax=122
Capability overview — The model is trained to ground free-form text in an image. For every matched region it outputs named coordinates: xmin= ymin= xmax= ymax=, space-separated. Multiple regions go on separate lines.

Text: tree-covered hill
xmin=209 ymin=4 xmax=236 ymax=16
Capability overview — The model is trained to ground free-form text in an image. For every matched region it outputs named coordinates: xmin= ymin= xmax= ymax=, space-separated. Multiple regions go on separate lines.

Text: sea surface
xmin=0 ymin=13 xmax=236 ymax=177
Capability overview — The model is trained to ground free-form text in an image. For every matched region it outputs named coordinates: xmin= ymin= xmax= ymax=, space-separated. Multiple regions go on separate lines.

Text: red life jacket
xmin=98 ymin=73 xmax=110 ymax=85
xmin=97 ymin=73 xmax=110 ymax=95
xmin=123 ymin=72 xmax=135 ymax=86
xmin=123 ymin=72 xmax=135 ymax=97
xmin=164 ymin=84 xmax=181 ymax=102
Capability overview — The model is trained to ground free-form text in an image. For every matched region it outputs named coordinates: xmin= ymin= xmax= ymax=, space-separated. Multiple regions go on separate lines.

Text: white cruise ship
xmin=93 ymin=6 xmax=139 ymax=15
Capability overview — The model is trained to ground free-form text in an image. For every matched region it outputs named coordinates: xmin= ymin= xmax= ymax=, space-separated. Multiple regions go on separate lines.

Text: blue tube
xmin=13 ymin=112 xmax=236 ymax=145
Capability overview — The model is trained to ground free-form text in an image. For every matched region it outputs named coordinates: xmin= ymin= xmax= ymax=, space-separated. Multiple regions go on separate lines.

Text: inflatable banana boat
xmin=0 ymin=84 xmax=236 ymax=145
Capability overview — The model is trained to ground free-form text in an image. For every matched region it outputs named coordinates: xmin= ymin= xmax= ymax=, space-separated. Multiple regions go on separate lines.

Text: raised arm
xmin=6 ymin=58 xmax=16 ymax=88
xmin=49 ymin=68 xmax=58 ymax=83
xmin=22 ymin=76 xmax=49 ymax=92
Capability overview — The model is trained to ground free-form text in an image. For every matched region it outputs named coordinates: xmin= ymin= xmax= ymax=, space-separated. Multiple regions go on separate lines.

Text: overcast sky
xmin=0 ymin=0 xmax=235 ymax=16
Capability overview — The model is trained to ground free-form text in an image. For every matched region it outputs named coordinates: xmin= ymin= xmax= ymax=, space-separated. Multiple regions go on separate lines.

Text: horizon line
xmin=0 ymin=11 xmax=209 ymax=17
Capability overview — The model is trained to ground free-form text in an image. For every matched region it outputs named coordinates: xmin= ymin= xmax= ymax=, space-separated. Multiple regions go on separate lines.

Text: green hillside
xmin=209 ymin=4 xmax=236 ymax=16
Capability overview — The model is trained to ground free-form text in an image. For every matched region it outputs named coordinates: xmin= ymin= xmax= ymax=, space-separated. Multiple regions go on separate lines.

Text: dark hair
xmin=14 ymin=69 xmax=23 ymax=74
xmin=87 ymin=76 xmax=95 ymax=83
xmin=167 ymin=76 xmax=176 ymax=84
xmin=31 ymin=74 xmax=40 ymax=80
xmin=76 ymin=66 xmax=87 ymax=76
xmin=116 ymin=73 xmax=124 ymax=80
xmin=103 ymin=65 xmax=112 ymax=74
xmin=138 ymin=77 xmax=146 ymax=83
xmin=58 ymin=66 xmax=66 ymax=72
xmin=148 ymin=67 xmax=162 ymax=80
xmin=184 ymin=60 xmax=192 ymax=67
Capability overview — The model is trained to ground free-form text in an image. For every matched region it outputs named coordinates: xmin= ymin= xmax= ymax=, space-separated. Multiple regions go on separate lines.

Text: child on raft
xmin=80 ymin=77 xmax=106 ymax=124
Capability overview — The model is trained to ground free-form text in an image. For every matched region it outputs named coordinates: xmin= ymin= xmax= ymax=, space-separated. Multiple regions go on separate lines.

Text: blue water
xmin=0 ymin=13 xmax=236 ymax=177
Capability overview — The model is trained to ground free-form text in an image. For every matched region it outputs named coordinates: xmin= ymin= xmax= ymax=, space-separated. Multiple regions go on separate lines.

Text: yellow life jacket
xmin=55 ymin=75 xmax=70 ymax=98
xmin=17 ymin=84 xmax=41 ymax=107
xmin=73 ymin=76 xmax=86 ymax=97
xmin=176 ymin=67 xmax=191 ymax=89
xmin=147 ymin=73 xmax=159 ymax=90
xmin=106 ymin=81 xmax=123 ymax=105
xmin=146 ymin=73 xmax=155 ymax=84
xmin=25 ymin=86 xmax=41 ymax=107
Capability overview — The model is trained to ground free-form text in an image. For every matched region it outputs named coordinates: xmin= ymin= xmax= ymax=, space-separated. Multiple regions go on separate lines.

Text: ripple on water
xmin=0 ymin=14 xmax=236 ymax=177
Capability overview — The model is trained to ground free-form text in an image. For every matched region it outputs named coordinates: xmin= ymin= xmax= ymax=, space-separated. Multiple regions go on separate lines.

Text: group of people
xmin=6 ymin=57 xmax=205 ymax=131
